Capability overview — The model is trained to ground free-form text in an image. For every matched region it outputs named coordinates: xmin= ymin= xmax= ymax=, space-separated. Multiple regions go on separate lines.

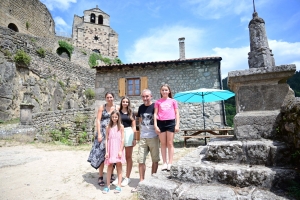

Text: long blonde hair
xmin=108 ymin=110 xmax=121 ymax=131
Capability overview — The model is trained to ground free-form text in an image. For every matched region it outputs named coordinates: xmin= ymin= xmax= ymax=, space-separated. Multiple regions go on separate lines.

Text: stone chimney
xmin=178 ymin=37 xmax=185 ymax=60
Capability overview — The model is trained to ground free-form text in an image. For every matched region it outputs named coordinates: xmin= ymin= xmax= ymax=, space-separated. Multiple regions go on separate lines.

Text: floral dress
xmin=87 ymin=104 xmax=111 ymax=169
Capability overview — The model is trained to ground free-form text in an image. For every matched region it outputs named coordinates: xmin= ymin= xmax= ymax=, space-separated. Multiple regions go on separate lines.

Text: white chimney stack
xmin=178 ymin=37 xmax=185 ymax=60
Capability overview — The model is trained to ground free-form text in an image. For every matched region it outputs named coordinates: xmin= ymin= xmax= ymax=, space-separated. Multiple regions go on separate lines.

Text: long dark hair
xmin=108 ymin=110 xmax=121 ymax=131
xmin=160 ymin=84 xmax=173 ymax=98
xmin=120 ymin=96 xmax=134 ymax=121
xmin=105 ymin=92 xmax=115 ymax=98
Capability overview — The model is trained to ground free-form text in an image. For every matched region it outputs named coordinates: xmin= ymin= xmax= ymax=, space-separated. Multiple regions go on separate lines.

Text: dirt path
xmin=0 ymin=140 xmax=195 ymax=200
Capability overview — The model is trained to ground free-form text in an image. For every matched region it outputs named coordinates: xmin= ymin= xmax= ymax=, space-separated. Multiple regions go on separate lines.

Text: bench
xmin=182 ymin=129 xmax=234 ymax=147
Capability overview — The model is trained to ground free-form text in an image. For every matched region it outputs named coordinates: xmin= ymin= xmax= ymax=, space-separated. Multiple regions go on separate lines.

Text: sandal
xmin=98 ymin=177 xmax=105 ymax=187
xmin=102 ymin=187 xmax=110 ymax=194
xmin=114 ymin=186 xmax=122 ymax=193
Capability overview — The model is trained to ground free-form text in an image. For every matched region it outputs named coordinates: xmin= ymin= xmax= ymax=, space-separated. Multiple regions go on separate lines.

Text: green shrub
xmin=14 ymin=49 xmax=31 ymax=66
xmin=88 ymin=53 xmax=102 ymax=67
xmin=78 ymin=131 xmax=88 ymax=144
xmin=114 ymin=57 xmax=122 ymax=64
xmin=58 ymin=40 xmax=74 ymax=55
xmin=26 ymin=22 xmax=30 ymax=30
xmin=30 ymin=38 xmax=36 ymax=43
xmin=50 ymin=129 xmax=71 ymax=145
xmin=84 ymin=88 xmax=95 ymax=100
xmin=36 ymin=48 xmax=46 ymax=58
xmin=102 ymin=57 xmax=111 ymax=65
xmin=58 ymin=80 xmax=65 ymax=89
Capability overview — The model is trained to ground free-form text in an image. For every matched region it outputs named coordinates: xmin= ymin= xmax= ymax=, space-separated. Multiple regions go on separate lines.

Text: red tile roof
xmin=93 ymin=57 xmax=222 ymax=69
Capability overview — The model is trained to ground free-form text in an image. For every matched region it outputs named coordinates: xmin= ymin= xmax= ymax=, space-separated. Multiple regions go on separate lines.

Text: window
xmin=98 ymin=15 xmax=103 ymax=24
xmin=90 ymin=13 xmax=96 ymax=23
xmin=118 ymin=77 xmax=148 ymax=97
xmin=127 ymin=78 xmax=140 ymax=96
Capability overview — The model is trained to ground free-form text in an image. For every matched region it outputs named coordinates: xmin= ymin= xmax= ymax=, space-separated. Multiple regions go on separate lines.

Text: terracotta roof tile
xmin=93 ymin=57 xmax=222 ymax=69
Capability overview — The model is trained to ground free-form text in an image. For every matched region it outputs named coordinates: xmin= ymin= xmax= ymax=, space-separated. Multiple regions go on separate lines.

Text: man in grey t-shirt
xmin=132 ymin=89 xmax=159 ymax=192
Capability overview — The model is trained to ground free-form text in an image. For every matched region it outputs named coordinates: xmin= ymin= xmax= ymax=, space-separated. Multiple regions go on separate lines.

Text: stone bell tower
xmin=72 ymin=5 xmax=118 ymax=57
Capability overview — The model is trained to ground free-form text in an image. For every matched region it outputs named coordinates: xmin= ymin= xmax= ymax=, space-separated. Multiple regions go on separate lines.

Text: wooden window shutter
xmin=119 ymin=78 xmax=126 ymax=97
xmin=140 ymin=77 xmax=148 ymax=92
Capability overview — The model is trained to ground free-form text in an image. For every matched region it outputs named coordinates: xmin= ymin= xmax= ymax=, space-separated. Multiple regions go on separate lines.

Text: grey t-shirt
xmin=137 ymin=103 xmax=157 ymax=138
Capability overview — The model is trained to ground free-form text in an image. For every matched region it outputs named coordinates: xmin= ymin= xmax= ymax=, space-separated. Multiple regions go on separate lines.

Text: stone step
xmin=170 ymin=146 xmax=296 ymax=189
xmin=204 ymin=138 xmax=292 ymax=166
xmin=138 ymin=172 xmax=289 ymax=200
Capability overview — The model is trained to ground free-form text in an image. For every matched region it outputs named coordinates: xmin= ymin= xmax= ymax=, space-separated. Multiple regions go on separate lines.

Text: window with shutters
xmin=118 ymin=77 xmax=148 ymax=97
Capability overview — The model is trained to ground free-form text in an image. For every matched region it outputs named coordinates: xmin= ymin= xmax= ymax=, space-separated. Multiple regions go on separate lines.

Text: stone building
xmin=94 ymin=39 xmax=227 ymax=130
xmin=0 ymin=0 xmax=55 ymax=38
xmin=72 ymin=6 xmax=118 ymax=57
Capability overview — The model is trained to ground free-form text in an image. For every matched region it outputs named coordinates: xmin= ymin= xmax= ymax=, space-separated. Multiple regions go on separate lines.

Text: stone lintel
xmin=228 ymin=64 xmax=296 ymax=92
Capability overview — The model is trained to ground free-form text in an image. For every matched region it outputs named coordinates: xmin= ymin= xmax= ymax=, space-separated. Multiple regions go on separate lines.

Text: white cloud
xmin=41 ymin=0 xmax=76 ymax=11
xmin=212 ymin=39 xmax=300 ymax=78
xmin=125 ymin=25 xmax=300 ymax=78
xmin=125 ymin=25 xmax=204 ymax=63
xmin=54 ymin=16 xmax=71 ymax=34
xmin=211 ymin=46 xmax=249 ymax=78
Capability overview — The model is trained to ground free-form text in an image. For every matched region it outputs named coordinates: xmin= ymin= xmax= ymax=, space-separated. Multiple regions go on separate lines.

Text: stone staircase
xmin=137 ymin=138 xmax=296 ymax=199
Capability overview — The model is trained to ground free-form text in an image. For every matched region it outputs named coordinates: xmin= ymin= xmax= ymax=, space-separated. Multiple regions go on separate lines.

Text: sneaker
xmin=112 ymin=177 xmax=119 ymax=185
xmin=121 ymin=178 xmax=131 ymax=187
xmin=162 ymin=163 xmax=168 ymax=171
xmin=167 ymin=164 xmax=172 ymax=171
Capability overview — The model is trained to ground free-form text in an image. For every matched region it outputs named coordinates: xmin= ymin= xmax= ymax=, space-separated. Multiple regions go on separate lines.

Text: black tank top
xmin=120 ymin=111 xmax=133 ymax=128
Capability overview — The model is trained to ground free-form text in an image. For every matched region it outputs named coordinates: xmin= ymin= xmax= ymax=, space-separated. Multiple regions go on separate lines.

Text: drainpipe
xmin=218 ymin=60 xmax=228 ymax=126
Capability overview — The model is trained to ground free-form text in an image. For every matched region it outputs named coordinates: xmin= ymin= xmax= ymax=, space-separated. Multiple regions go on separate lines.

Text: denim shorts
xmin=157 ymin=119 xmax=175 ymax=132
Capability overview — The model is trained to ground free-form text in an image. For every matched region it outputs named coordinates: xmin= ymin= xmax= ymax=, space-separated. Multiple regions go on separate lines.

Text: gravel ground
xmin=0 ymin=140 xmax=195 ymax=200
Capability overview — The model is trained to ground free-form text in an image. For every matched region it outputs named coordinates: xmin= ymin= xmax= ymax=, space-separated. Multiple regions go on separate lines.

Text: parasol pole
xmin=202 ymin=93 xmax=206 ymax=130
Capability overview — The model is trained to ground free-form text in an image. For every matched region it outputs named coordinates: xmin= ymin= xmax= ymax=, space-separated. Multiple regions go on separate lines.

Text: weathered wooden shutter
xmin=140 ymin=77 xmax=148 ymax=93
xmin=119 ymin=78 xmax=126 ymax=97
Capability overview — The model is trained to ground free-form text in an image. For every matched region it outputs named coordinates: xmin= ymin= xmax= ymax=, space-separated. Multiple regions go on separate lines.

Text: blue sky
xmin=41 ymin=0 xmax=300 ymax=78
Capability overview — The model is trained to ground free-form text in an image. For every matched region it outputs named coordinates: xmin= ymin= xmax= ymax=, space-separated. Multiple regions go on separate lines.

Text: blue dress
xmin=87 ymin=104 xmax=111 ymax=169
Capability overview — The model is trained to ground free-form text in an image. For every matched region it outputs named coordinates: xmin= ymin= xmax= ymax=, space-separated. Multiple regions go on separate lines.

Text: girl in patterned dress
xmin=103 ymin=110 xmax=126 ymax=194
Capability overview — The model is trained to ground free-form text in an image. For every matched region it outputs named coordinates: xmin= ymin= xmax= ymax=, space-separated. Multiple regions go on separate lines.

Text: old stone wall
xmin=95 ymin=61 xmax=227 ymax=138
xmin=0 ymin=0 xmax=55 ymax=38
xmin=32 ymin=108 xmax=95 ymax=144
xmin=0 ymin=27 xmax=95 ymax=121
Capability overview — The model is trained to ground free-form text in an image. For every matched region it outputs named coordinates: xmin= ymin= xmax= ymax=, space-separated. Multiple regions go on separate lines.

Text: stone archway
xmin=8 ymin=23 xmax=19 ymax=32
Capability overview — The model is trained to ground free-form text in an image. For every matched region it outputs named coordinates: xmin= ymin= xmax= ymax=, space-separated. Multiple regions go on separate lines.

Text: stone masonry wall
xmin=95 ymin=61 xmax=226 ymax=140
xmin=0 ymin=27 xmax=95 ymax=121
xmin=33 ymin=108 xmax=95 ymax=144
xmin=0 ymin=0 xmax=55 ymax=38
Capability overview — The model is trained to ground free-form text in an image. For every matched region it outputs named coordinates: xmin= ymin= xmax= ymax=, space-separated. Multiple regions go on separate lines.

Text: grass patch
xmin=0 ymin=118 xmax=20 ymax=125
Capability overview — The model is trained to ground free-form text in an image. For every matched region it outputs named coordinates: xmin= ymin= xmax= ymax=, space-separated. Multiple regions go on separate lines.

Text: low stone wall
xmin=32 ymin=107 xmax=95 ymax=145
